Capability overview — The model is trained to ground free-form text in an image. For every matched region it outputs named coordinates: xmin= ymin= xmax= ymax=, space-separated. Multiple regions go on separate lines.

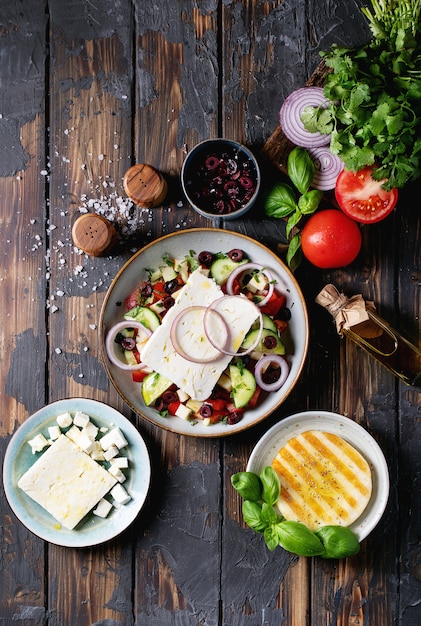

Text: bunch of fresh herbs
xmin=301 ymin=0 xmax=421 ymax=189
xmin=231 ymin=466 xmax=360 ymax=559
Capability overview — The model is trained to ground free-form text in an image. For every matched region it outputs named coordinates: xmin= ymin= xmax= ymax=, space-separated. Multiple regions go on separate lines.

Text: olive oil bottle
xmin=316 ymin=284 xmax=421 ymax=387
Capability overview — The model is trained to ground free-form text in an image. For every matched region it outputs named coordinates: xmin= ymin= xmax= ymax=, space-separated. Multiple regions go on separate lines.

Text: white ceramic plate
xmin=247 ymin=411 xmax=390 ymax=541
xmin=3 ymin=398 xmax=151 ymax=547
xmin=99 ymin=228 xmax=309 ymax=437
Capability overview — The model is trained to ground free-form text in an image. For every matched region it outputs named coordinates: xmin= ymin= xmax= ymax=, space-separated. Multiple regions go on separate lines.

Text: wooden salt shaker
xmin=71 ymin=213 xmax=117 ymax=256
xmin=123 ymin=163 xmax=168 ymax=208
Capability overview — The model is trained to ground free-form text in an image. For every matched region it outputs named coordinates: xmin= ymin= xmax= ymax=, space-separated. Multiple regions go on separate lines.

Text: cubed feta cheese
xmin=110 ymin=456 xmax=129 ymax=469
xmin=100 ymin=427 xmax=128 ymax=451
xmin=73 ymin=411 xmax=90 ymax=428
xmin=103 ymin=444 xmax=119 ymax=461
xmin=108 ymin=465 xmax=126 ymax=483
xmin=110 ymin=483 xmax=131 ymax=505
xmin=93 ymin=498 xmax=113 ymax=518
xmin=56 ymin=412 xmax=73 ymax=428
xmin=28 ymin=433 xmax=50 ymax=454
xmin=48 ymin=425 xmax=61 ymax=441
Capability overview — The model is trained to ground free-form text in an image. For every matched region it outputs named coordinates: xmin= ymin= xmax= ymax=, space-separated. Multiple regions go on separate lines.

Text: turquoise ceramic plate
xmin=247 ymin=411 xmax=390 ymax=541
xmin=3 ymin=398 xmax=151 ymax=547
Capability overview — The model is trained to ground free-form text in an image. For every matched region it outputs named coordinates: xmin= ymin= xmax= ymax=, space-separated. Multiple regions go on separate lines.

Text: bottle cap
xmin=123 ymin=163 xmax=168 ymax=208
xmin=71 ymin=213 xmax=117 ymax=256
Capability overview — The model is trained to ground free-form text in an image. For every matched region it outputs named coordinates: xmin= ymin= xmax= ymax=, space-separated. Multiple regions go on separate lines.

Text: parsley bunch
xmin=301 ymin=0 xmax=421 ymax=189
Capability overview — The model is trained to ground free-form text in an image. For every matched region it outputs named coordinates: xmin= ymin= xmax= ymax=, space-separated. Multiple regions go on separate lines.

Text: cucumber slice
xmin=124 ymin=306 xmax=161 ymax=331
xmin=229 ymin=364 xmax=256 ymax=408
xmin=210 ymin=256 xmax=249 ymax=285
xmin=142 ymin=372 xmax=173 ymax=406
xmin=123 ymin=349 xmax=138 ymax=366
xmin=251 ymin=313 xmax=277 ymax=333
xmin=241 ymin=328 xmax=285 ymax=355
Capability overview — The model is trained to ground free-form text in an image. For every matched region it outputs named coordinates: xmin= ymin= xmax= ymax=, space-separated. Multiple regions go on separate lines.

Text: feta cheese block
xmin=18 ymin=434 xmax=117 ymax=530
xmin=140 ymin=268 xmax=259 ymax=400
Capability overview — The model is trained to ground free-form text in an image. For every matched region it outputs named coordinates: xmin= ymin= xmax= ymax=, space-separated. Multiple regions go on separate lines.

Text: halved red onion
xmin=308 ymin=147 xmax=345 ymax=191
xmin=225 ymin=262 xmax=275 ymax=308
xmin=279 ymin=86 xmax=331 ymax=148
xmin=204 ymin=295 xmax=263 ymax=356
xmin=170 ymin=306 xmax=228 ymax=363
xmin=254 ymin=355 xmax=289 ymax=392
xmin=105 ymin=321 xmax=151 ymax=370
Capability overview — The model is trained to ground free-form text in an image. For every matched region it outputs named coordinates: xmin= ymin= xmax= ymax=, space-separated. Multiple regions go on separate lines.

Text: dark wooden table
xmin=1 ymin=1 xmax=420 ymax=624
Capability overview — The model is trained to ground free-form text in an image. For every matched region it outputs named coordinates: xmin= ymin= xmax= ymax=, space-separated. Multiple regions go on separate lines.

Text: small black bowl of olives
xmin=181 ymin=138 xmax=261 ymax=220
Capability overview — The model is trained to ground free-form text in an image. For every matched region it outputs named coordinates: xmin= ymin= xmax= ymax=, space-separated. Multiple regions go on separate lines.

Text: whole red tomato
xmin=301 ymin=209 xmax=362 ymax=268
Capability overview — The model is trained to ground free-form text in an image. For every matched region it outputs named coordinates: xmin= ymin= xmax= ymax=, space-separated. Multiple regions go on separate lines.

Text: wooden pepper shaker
xmin=71 ymin=213 xmax=118 ymax=256
xmin=123 ymin=163 xmax=168 ymax=208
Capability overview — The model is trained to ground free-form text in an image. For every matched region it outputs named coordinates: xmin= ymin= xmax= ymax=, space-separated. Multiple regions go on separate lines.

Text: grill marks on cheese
xmin=271 ymin=430 xmax=372 ymax=530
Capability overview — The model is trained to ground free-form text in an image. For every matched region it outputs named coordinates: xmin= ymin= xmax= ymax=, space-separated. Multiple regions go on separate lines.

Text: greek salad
xmin=105 ymin=248 xmax=292 ymax=426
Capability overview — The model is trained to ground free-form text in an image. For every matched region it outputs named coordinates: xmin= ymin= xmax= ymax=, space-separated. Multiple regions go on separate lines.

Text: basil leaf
xmin=242 ymin=500 xmax=266 ymax=533
xmin=260 ymin=466 xmax=280 ymax=506
xmin=286 ymin=233 xmax=302 ymax=273
xmin=277 ymin=520 xmax=325 ymax=556
xmin=316 ymin=526 xmax=360 ymax=559
xmin=264 ymin=525 xmax=280 ymax=551
xmin=260 ymin=502 xmax=280 ymax=526
xmin=285 ymin=209 xmax=302 ymax=239
xmin=287 ymin=147 xmax=314 ymax=194
xmin=231 ymin=471 xmax=263 ymax=502
xmin=264 ymin=183 xmax=297 ymax=218
xmin=298 ymin=189 xmax=323 ymax=215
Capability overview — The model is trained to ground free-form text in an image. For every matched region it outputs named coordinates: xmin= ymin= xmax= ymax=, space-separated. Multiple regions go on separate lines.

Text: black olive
xmin=164 ymin=279 xmax=179 ymax=294
xmin=228 ymin=248 xmax=244 ymax=261
xmin=277 ymin=307 xmax=292 ymax=321
xmin=120 ymin=337 xmax=136 ymax=351
xmin=199 ymin=404 xmax=213 ymax=418
xmin=198 ymin=250 xmax=214 ymax=266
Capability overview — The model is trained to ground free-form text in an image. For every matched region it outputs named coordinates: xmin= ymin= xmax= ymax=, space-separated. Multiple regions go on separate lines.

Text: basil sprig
xmin=231 ymin=466 xmax=360 ymax=559
xmin=264 ymin=146 xmax=323 ymax=272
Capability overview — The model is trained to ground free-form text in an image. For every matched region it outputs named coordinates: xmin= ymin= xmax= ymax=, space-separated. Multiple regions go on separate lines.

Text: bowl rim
xmin=99 ymin=228 xmax=309 ymax=437
xmin=181 ymin=138 xmax=261 ymax=218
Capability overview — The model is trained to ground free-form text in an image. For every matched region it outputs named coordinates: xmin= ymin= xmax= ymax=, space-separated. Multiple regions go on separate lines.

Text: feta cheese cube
xmin=66 ymin=425 xmax=84 ymax=446
xmin=100 ymin=427 xmax=128 ymax=451
xmin=103 ymin=444 xmax=119 ymax=461
xmin=93 ymin=498 xmax=113 ymax=518
xmin=82 ymin=422 xmax=99 ymax=439
xmin=28 ymin=433 xmax=49 ymax=454
xmin=175 ymin=403 xmax=193 ymax=420
xmin=48 ymin=425 xmax=61 ymax=441
xmin=109 ymin=456 xmax=129 ymax=469
xmin=73 ymin=411 xmax=90 ymax=428
xmin=108 ymin=465 xmax=126 ymax=483
xmin=56 ymin=412 xmax=73 ymax=428
xmin=110 ymin=483 xmax=131 ymax=505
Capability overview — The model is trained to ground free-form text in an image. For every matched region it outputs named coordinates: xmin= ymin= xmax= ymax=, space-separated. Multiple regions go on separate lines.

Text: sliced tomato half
xmin=335 ymin=166 xmax=398 ymax=224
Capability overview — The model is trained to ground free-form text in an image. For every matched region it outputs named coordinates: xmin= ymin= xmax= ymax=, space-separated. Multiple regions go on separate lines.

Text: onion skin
xmin=254 ymin=355 xmax=289 ymax=391
xmin=225 ymin=262 xmax=275 ymax=308
xmin=308 ymin=147 xmax=344 ymax=191
xmin=279 ymin=87 xmax=331 ymax=148
xmin=170 ymin=306 xmax=228 ymax=364
xmin=205 ymin=296 xmax=263 ymax=357
xmin=105 ymin=321 xmax=151 ymax=370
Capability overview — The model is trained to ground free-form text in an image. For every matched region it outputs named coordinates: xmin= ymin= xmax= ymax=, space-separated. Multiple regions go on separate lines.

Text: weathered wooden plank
xmin=46 ymin=1 xmax=137 ymax=624
xmin=132 ymin=3 xmax=222 ymax=624
xmin=0 ymin=1 xmax=49 ymax=622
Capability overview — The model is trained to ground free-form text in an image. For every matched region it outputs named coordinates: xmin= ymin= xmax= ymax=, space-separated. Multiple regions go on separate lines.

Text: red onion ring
xmin=225 ymin=262 xmax=275 ymax=308
xmin=254 ymin=355 xmax=290 ymax=392
xmin=170 ymin=306 xmax=228 ymax=363
xmin=105 ymin=321 xmax=151 ymax=370
xmin=308 ymin=147 xmax=345 ymax=191
xmin=204 ymin=296 xmax=263 ymax=356
xmin=279 ymin=86 xmax=331 ymax=148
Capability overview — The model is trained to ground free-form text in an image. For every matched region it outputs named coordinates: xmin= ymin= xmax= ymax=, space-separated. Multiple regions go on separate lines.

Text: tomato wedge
xmin=335 ymin=166 xmax=398 ymax=224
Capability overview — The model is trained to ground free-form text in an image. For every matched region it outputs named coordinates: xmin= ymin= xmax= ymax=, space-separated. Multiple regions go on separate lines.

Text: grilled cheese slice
xmin=271 ymin=430 xmax=372 ymax=530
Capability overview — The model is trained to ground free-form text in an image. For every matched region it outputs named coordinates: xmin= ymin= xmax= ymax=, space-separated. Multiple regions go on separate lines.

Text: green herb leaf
xmin=298 ymin=189 xmax=323 ymax=215
xmin=287 ymin=147 xmax=315 ymax=194
xmin=286 ymin=233 xmax=302 ymax=273
xmin=264 ymin=183 xmax=298 ymax=218
xmin=242 ymin=500 xmax=266 ymax=533
xmin=316 ymin=525 xmax=360 ymax=559
xmin=231 ymin=471 xmax=263 ymax=502
xmin=277 ymin=520 xmax=325 ymax=557
xmin=260 ymin=466 xmax=280 ymax=506
xmin=264 ymin=525 xmax=281 ymax=551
